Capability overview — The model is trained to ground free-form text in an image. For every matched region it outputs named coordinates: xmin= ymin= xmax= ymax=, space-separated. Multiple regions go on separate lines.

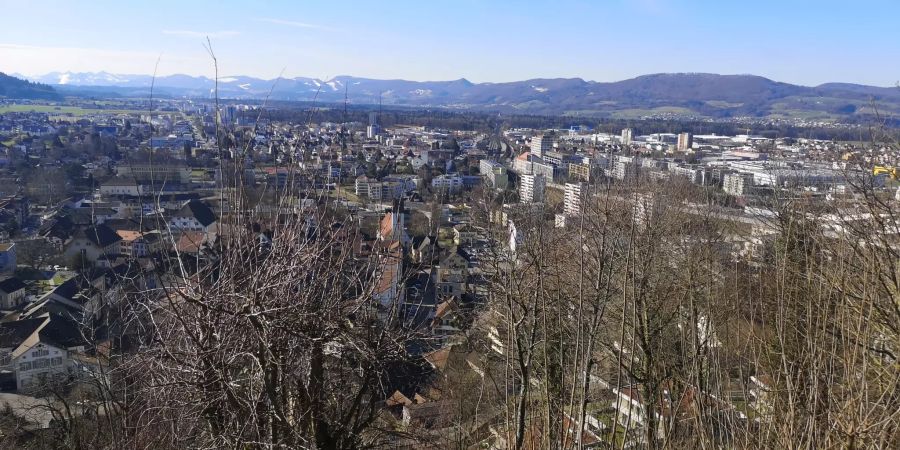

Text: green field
xmin=0 ymin=104 xmax=146 ymax=116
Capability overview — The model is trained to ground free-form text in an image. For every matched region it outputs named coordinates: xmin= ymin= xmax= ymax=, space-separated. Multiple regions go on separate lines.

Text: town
xmin=0 ymin=93 xmax=897 ymax=448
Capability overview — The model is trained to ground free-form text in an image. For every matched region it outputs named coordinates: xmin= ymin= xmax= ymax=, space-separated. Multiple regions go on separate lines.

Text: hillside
xmin=26 ymin=71 xmax=900 ymax=120
xmin=0 ymin=73 xmax=60 ymax=100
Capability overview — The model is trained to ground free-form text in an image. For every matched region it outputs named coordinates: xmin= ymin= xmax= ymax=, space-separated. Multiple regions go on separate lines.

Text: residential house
xmin=0 ymin=277 xmax=27 ymax=310
xmin=434 ymin=247 xmax=469 ymax=298
xmin=115 ymin=229 xmax=163 ymax=258
xmin=63 ymin=224 xmax=123 ymax=263
xmin=452 ymin=223 xmax=477 ymax=246
xmin=0 ymin=314 xmax=87 ymax=393
xmin=168 ymin=200 xmax=217 ymax=234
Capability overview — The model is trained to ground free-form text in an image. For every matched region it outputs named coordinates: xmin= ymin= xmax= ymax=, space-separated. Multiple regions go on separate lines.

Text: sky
xmin=0 ymin=0 xmax=898 ymax=86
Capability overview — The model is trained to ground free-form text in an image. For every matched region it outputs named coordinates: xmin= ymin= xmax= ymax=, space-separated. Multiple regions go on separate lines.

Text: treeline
xmin=235 ymin=100 xmax=877 ymax=141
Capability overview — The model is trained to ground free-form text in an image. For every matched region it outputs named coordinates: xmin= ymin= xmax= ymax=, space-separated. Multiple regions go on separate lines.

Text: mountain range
xmin=9 ymin=71 xmax=900 ymax=120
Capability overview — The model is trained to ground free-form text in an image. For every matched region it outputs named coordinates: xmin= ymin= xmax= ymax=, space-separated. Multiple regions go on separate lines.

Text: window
xmin=33 ymin=358 xmax=51 ymax=369
xmin=32 ymin=348 xmax=49 ymax=358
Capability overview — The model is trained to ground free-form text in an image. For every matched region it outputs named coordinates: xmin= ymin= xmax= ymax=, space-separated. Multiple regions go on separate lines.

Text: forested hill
xmin=0 ymin=73 xmax=60 ymax=100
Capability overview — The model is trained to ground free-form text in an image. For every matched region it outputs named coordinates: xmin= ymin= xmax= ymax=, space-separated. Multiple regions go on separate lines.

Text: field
xmin=0 ymin=104 xmax=146 ymax=116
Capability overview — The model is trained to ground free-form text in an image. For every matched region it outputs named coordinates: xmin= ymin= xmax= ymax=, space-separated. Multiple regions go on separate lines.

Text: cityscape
xmin=0 ymin=1 xmax=898 ymax=448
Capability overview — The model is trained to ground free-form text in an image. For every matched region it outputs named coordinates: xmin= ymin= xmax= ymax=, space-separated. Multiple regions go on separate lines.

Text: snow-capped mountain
xmin=18 ymin=71 xmax=900 ymax=118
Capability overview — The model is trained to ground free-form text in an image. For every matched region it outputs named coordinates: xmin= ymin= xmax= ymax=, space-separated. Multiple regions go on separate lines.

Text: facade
xmin=116 ymin=163 xmax=191 ymax=184
xmin=513 ymin=152 xmax=534 ymax=174
xmin=0 ymin=315 xmax=87 ymax=393
xmin=0 ymin=277 xmax=27 ymax=309
xmin=671 ymin=165 xmax=712 ymax=185
xmin=568 ymin=162 xmax=593 ymax=182
xmin=355 ymin=177 xmax=407 ymax=201
xmin=677 ymin=132 xmax=693 ymax=151
xmin=532 ymin=161 xmax=561 ymax=182
xmin=434 ymin=247 xmax=469 ymax=298
xmin=479 ymin=160 xmax=509 ymax=189
xmin=519 ymin=173 xmax=546 ymax=203
xmin=63 ymin=225 xmax=123 ymax=263
xmin=530 ymin=134 xmax=555 ymax=158
xmin=564 ymin=182 xmax=587 ymax=216
xmin=723 ymin=173 xmax=755 ymax=196
xmin=100 ymin=178 xmax=147 ymax=196
xmin=431 ymin=174 xmax=463 ymax=193
xmin=621 ymin=128 xmax=633 ymax=145
xmin=611 ymin=160 xmax=638 ymax=181
xmin=169 ymin=200 xmax=217 ymax=233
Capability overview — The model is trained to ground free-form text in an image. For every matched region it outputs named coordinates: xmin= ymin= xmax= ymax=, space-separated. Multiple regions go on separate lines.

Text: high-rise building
xmin=611 ymin=160 xmax=638 ymax=181
xmin=677 ymin=132 xmax=693 ymax=151
xmin=519 ymin=173 xmax=546 ymax=203
xmin=564 ymin=182 xmax=586 ymax=216
xmin=480 ymin=160 xmax=509 ymax=189
xmin=368 ymin=111 xmax=378 ymax=127
xmin=723 ymin=173 xmax=754 ymax=196
xmin=621 ymin=128 xmax=633 ymax=145
xmin=530 ymin=134 xmax=555 ymax=158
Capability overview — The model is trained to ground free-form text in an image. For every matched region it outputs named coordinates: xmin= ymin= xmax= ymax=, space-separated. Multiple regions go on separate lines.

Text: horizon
xmin=7 ymin=70 xmax=898 ymax=89
xmin=1 ymin=0 xmax=898 ymax=87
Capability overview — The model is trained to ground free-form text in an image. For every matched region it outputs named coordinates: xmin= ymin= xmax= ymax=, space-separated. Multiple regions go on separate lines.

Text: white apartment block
xmin=723 ymin=173 xmax=755 ymax=196
xmin=621 ymin=128 xmax=633 ymax=145
xmin=530 ymin=134 xmax=555 ymax=158
xmin=563 ymin=182 xmax=586 ymax=216
xmin=519 ymin=173 xmax=546 ymax=203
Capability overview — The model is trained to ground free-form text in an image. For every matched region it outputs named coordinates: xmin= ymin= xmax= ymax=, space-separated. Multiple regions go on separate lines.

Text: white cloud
xmin=162 ymin=30 xmax=240 ymax=39
xmin=254 ymin=18 xmax=336 ymax=31
xmin=0 ymin=43 xmax=206 ymax=77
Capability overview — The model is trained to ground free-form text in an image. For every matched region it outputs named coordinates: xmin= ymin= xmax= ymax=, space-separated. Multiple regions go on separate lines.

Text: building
xmin=677 ymin=132 xmax=693 ymax=151
xmin=0 ymin=277 xmax=27 ymax=309
xmin=434 ymin=247 xmax=469 ymax=298
xmin=723 ymin=173 xmax=755 ymax=196
xmin=169 ymin=200 xmax=217 ymax=233
xmin=621 ymin=128 xmax=634 ymax=145
xmin=63 ymin=225 xmax=123 ymax=263
xmin=116 ymin=163 xmax=191 ymax=184
xmin=530 ymin=134 xmax=555 ymax=158
xmin=611 ymin=160 xmax=638 ymax=181
xmin=513 ymin=152 xmax=534 ymax=174
xmin=564 ymin=182 xmax=587 ymax=216
xmin=431 ymin=174 xmax=464 ymax=193
xmin=0 ymin=314 xmax=88 ymax=393
xmin=532 ymin=161 xmax=560 ymax=182
xmin=355 ymin=176 xmax=408 ymax=201
xmin=519 ymin=173 xmax=546 ymax=203
xmin=568 ymin=162 xmax=593 ymax=182
xmin=670 ymin=165 xmax=712 ymax=185
xmin=0 ymin=242 xmax=15 ymax=273
xmin=479 ymin=160 xmax=509 ymax=189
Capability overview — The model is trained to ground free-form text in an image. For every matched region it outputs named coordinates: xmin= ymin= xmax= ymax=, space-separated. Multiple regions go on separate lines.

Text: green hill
xmin=0 ymin=72 xmax=61 ymax=100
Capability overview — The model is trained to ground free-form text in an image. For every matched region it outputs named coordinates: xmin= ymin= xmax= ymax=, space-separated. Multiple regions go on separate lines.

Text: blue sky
xmin=0 ymin=0 xmax=897 ymax=86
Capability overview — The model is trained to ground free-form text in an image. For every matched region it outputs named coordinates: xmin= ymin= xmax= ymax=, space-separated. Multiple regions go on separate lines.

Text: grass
xmin=0 ymin=104 xmax=146 ymax=116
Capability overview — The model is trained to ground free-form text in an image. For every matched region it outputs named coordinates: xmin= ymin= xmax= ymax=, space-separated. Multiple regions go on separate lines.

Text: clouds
xmin=253 ymin=18 xmax=337 ymax=32
xmin=0 ymin=43 xmax=205 ymax=77
xmin=162 ymin=30 xmax=240 ymax=39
